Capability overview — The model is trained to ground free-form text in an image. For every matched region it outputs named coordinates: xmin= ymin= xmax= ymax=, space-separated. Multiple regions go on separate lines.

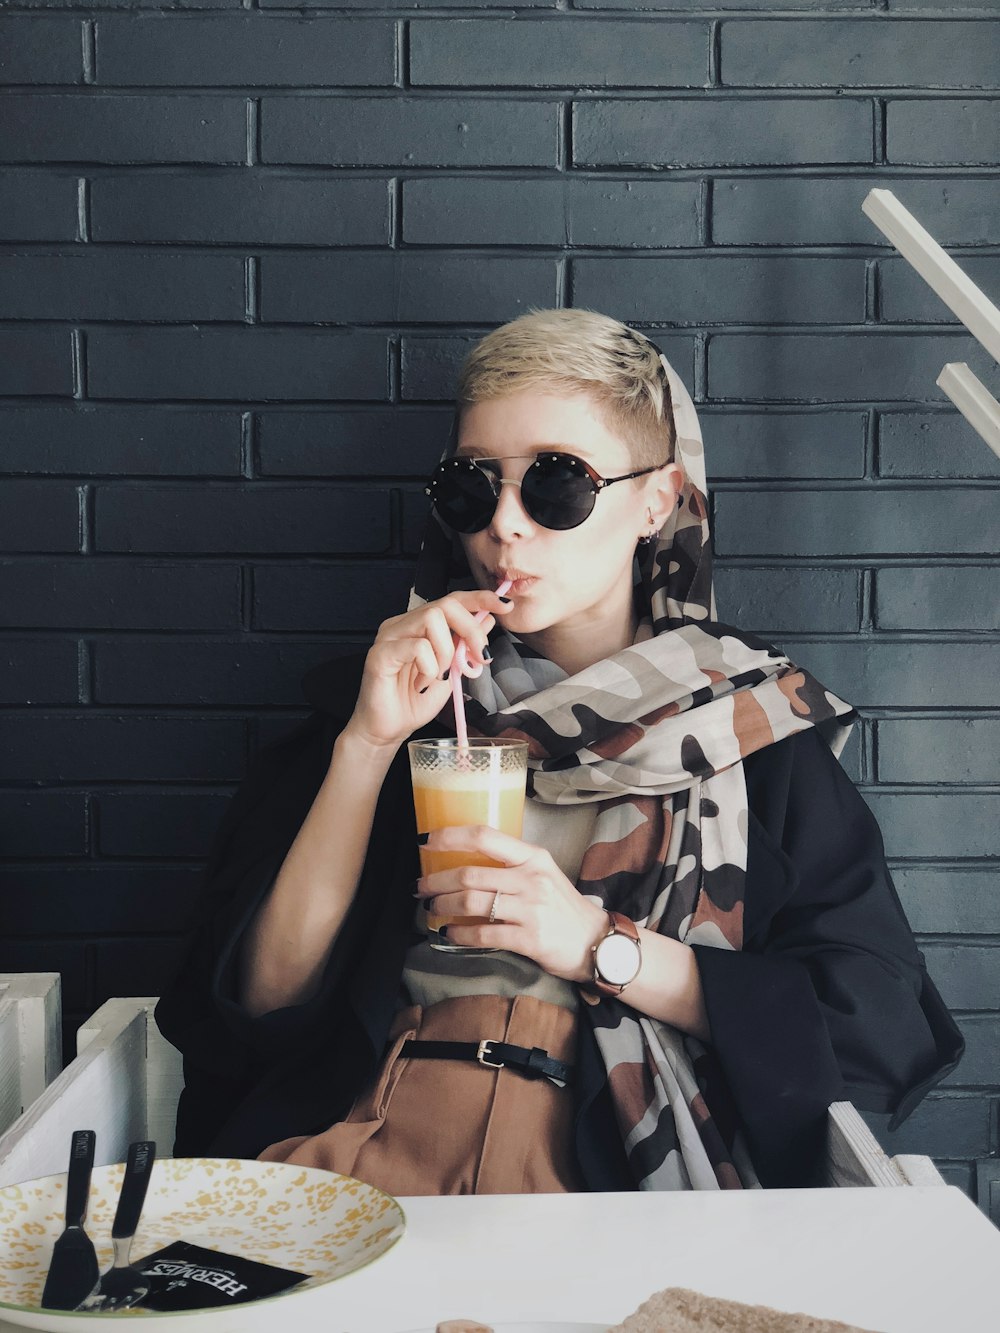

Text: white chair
xmin=0 ymin=996 xmax=944 ymax=1189
xmin=0 ymin=998 xmax=178 ymax=1187
xmin=824 ymin=1101 xmax=945 ymax=1187
xmin=0 ymin=973 xmax=62 ymax=1138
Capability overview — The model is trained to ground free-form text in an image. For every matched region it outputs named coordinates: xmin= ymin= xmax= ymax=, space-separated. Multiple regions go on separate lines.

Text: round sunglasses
xmin=425 ymin=452 xmax=668 ymax=534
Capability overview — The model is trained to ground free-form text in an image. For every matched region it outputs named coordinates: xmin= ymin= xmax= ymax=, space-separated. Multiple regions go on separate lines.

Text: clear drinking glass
xmin=407 ymin=738 xmax=529 ymax=955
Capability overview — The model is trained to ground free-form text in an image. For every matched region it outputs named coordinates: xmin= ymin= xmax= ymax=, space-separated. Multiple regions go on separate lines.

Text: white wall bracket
xmin=936 ymin=362 xmax=1000 ymax=461
xmin=862 ymin=188 xmax=1000 ymax=463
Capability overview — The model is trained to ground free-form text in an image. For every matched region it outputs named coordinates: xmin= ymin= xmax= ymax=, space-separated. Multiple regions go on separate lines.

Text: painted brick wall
xmin=0 ymin=2 xmax=997 ymax=1203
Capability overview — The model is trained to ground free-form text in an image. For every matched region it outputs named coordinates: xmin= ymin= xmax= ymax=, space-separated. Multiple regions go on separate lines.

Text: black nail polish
xmin=482 ymin=646 xmax=492 ymax=662
xmin=421 ymin=898 xmax=431 ymax=911
xmin=416 ymin=832 xmax=430 ymax=845
xmin=498 ymin=595 xmax=512 ymax=604
xmin=437 ymin=926 xmax=448 ymax=941
xmin=418 ymin=685 xmax=429 ymax=694
xmin=441 ymin=670 xmax=450 ymax=680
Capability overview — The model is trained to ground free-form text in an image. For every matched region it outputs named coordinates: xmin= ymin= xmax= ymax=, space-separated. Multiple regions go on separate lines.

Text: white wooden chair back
xmin=825 ymin=1101 xmax=946 ymax=1187
xmin=0 ymin=996 xmax=943 ymax=1189
xmin=0 ymin=973 xmax=62 ymax=1136
xmin=0 ymin=998 xmax=181 ymax=1188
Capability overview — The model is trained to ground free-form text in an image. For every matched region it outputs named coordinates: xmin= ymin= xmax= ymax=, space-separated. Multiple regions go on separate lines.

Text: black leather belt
xmin=400 ymin=1038 xmax=573 ymax=1086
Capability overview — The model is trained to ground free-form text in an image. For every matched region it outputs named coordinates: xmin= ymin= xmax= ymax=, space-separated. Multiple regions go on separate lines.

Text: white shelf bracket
xmin=936 ymin=363 xmax=1000 ymax=462
xmin=862 ymin=188 xmax=1000 ymax=462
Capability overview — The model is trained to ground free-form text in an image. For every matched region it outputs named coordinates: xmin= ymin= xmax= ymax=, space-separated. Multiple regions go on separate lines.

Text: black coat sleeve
xmin=691 ymin=727 xmax=964 ymax=1187
xmin=154 ymin=707 xmax=419 ymax=1157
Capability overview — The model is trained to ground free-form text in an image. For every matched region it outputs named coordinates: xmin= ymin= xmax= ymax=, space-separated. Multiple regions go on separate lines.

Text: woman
xmin=156 ymin=309 xmax=962 ymax=1192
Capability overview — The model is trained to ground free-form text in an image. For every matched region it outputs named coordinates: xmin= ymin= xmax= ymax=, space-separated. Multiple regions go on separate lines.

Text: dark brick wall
xmin=0 ymin=3 xmax=997 ymax=1201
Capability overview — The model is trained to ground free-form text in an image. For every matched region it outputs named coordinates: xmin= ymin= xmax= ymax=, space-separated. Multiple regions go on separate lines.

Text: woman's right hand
xmin=343 ymin=591 xmax=512 ymax=753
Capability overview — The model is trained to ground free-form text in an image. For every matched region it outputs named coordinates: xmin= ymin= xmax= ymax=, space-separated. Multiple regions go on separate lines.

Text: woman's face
xmin=456 ymin=387 xmax=675 ymax=643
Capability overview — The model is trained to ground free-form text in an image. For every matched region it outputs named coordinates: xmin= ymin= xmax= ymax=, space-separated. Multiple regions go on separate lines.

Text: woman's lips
xmin=495 ymin=572 xmax=537 ymax=595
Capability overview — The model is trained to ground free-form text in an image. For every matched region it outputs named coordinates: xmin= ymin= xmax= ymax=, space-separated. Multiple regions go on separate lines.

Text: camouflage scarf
xmin=410 ymin=349 xmax=856 ymax=1189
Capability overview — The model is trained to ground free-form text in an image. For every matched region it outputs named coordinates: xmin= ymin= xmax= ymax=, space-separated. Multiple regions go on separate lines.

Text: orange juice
xmin=407 ymin=739 xmax=528 ymax=952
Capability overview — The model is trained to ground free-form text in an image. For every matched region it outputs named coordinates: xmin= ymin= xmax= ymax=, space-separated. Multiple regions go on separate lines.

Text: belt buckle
xmin=476 ymin=1039 xmax=504 ymax=1070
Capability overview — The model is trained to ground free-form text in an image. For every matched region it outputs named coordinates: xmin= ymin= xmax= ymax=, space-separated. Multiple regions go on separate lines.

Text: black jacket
xmin=155 ymin=651 xmax=963 ymax=1189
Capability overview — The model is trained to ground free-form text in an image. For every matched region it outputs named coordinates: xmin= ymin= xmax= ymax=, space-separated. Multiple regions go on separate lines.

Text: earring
xmin=638 ymin=510 xmax=659 ymax=546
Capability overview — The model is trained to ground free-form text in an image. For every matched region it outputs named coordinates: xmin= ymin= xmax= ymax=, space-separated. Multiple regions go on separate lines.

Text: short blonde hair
xmin=456 ymin=309 xmax=674 ymax=467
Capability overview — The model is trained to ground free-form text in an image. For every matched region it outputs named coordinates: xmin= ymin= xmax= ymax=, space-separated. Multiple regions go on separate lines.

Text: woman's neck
xmin=518 ymin=588 xmax=640 ymax=677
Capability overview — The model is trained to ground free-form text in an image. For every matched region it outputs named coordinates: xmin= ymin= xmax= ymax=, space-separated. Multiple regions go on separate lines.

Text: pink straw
xmin=450 ymin=579 xmax=513 ymax=750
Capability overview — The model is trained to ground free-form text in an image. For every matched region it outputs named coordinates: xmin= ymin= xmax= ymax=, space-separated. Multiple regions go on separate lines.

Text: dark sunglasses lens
xmin=429 ymin=461 xmax=497 ymax=533
xmin=522 ymin=455 xmax=597 ymax=530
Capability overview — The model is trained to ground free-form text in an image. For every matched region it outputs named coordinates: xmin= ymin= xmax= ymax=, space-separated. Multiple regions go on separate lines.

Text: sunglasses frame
xmin=425 ymin=451 xmax=669 ymax=533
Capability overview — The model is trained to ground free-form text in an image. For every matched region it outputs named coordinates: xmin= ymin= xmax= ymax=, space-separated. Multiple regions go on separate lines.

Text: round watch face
xmin=595 ymin=932 xmax=641 ymax=987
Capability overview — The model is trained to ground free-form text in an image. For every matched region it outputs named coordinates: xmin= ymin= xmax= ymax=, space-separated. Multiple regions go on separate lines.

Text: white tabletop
xmin=3 ymin=1187 xmax=996 ymax=1333
xmin=319 ymin=1187 xmax=995 ymax=1333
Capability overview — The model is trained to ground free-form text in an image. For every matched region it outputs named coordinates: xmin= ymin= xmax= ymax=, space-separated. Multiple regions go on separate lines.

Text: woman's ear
xmin=647 ymin=463 xmax=685 ymax=529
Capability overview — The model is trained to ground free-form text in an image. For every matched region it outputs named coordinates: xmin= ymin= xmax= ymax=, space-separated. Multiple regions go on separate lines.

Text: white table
xmin=2 ymin=1187 xmax=996 ymax=1332
xmin=282 ymin=1187 xmax=997 ymax=1333
xmin=300 ymin=1194 xmax=1000 ymax=1333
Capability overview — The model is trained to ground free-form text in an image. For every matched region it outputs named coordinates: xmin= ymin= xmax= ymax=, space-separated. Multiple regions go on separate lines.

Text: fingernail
xmin=416 ymin=832 xmax=430 ymax=846
xmin=421 ymin=899 xmax=431 ymax=912
xmin=437 ymin=927 xmax=448 ymax=941
xmin=482 ymin=646 xmax=492 ymax=663
xmin=418 ymin=685 xmax=429 ymax=695
xmin=498 ymin=596 xmax=512 ymax=604
xmin=441 ymin=670 xmax=450 ymax=680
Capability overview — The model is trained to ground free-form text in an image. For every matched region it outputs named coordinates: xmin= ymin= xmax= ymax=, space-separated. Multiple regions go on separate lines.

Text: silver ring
xmin=488 ymin=892 xmax=502 ymax=924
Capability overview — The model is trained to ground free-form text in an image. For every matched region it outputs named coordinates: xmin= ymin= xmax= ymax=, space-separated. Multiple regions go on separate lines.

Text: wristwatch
xmin=582 ymin=910 xmax=642 ymax=1004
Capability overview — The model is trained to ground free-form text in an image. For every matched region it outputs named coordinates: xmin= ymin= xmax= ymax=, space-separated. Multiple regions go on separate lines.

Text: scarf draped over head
xmin=408 ymin=345 xmax=856 ymax=1190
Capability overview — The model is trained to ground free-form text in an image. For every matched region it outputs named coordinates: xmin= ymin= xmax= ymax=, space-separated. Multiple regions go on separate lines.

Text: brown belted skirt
xmin=258 ymin=993 xmax=582 ymax=1195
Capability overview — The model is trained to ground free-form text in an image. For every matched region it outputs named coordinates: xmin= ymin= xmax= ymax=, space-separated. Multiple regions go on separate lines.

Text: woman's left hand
xmin=415 ymin=826 xmax=608 ymax=983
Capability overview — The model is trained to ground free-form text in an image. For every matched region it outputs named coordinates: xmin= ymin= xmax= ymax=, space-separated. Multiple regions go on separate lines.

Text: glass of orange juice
xmin=407 ymin=738 xmax=529 ymax=955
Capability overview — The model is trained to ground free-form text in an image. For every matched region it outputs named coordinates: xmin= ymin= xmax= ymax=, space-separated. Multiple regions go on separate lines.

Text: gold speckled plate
xmin=0 ymin=1157 xmax=406 ymax=1330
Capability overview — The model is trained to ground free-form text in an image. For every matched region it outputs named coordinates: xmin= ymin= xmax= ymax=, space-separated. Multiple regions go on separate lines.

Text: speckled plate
xmin=0 ymin=1157 xmax=406 ymax=1330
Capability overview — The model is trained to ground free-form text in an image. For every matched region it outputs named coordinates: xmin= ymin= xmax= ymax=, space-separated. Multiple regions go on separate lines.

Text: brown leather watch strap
xmin=581 ymin=910 xmax=642 ymax=1005
xmin=606 ymin=910 xmax=639 ymax=944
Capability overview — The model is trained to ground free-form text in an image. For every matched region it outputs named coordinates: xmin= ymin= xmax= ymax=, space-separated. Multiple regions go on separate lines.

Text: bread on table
xmin=432 ymin=1287 xmax=878 ymax=1332
xmin=610 ymin=1286 xmax=879 ymax=1333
